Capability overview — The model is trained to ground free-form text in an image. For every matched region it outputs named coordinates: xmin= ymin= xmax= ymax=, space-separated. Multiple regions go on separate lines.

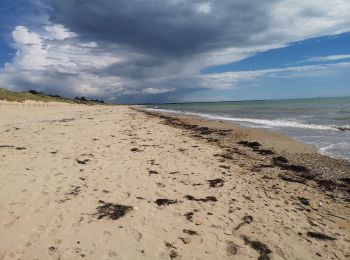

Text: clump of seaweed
xmin=207 ymin=178 xmax=225 ymax=188
xmin=238 ymin=141 xmax=261 ymax=148
xmin=184 ymin=195 xmax=217 ymax=202
xmin=94 ymin=200 xmax=133 ymax=220
xmin=306 ymin=232 xmax=336 ymax=241
xmin=234 ymin=215 xmax=254 ymax=231
xmin=241 ymin=236 xmax=272 ymax=260
xmin=183 ymin=229 xmax=199 ymax=236
xmin=155 ymin=199 xmax=177 ymax=206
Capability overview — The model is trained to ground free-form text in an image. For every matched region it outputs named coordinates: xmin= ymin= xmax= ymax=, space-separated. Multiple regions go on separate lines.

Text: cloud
xmin=200 ymin=62 xmax=350 ymax=88
xmin=143 ymin=88 xmax=176 ymax=94
xmin=12 ymin=26 xmax=41 ymax=45
xmin=1 ymin=0 xmax=350 ymax=103
xmin=196 ymin=3 xmax=211 ymax=14
xmin=304 ymin=54 xmax=350 ymax=62
xmin=44 ymin=24 xmax=77 ymax=40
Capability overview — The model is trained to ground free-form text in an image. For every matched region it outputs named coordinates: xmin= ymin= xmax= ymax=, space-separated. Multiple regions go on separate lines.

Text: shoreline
xmin=138 ymin=107 xmax=350 ymax=199
xmin=1 ymin=104 xmax=349 ymax=259
xmin=143 ymin=106 xmax=350 ymax=161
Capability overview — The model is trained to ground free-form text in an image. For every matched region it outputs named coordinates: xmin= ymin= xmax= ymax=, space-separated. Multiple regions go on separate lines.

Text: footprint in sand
xmin=130 ymin=229 xmax=143 ymax=242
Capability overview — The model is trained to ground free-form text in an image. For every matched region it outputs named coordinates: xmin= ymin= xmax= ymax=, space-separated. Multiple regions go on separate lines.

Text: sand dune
xmin=0 ymin=105 xmax=349 ymax=260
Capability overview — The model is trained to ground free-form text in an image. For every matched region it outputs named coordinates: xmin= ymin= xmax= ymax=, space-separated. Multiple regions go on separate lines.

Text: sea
xmin=145 ymin=97 xmax=350 ymax=161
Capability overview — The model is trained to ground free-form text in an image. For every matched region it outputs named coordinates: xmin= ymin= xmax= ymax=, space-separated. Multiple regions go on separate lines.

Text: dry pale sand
xmin=0 ymin=104 xmax=349 ymax=260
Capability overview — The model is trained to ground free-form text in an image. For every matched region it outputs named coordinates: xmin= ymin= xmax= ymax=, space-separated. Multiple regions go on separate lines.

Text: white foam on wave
xmin=146 ymin=108 xmax=340 ymax=131
xmin=319 ymin=142 xmax=350 ymax=160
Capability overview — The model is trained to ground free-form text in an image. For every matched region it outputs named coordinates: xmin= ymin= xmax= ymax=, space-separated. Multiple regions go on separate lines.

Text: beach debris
xmin=226 ymin=241 xmax=239 ymax=256
xmin=15 ymin=147 xmax=27 ymax=150
xmin=280 ymin=175 xmax=306 ymax=184
xmin=66 ymin=186 xmax=81 ymax=196
xmin=219 ymin=165 xmax=231 ymax=169
xmin=337 ymin=126 xmax=350 ymax=131
xmin=241 ymin=236 xmax=272 ymax=260
xmin=273 ymin=156 xmax=288 ymax=163
xmin=179 ymin=237 xmax=191 ymax=244
xmin=238 ymin=141 xmax=261 ymax=148
xmin=340 ymin=177 xmax=350 ymax=184
xmin=273 ymin=156 xmax=309 ymax=174
xmin=234 ymin=215 xmax=254 ymax=231
xmin=94 ymin=200 xmax=133 ymax=220
xmin=0 ymin=145 xmax=14 ymax=148
xmin=57 ymin=118 xmax=75 ymax=123
xmin=184 ymin=212 xmax=194 ymax=222
xmin=183 ymin=229 xmax=199 ymax=236
xmin=76 ymin=159 xmax=90 ymax=165
xmin=184 ymin=195 xmax=217 ymax=202
xmin=130 ymin=148 xmax=142 ymax=152
xmin=297 ymin=197 xmax=310 ymax=206
xmin=306 ymin=232 xmax=336 ymax=241
xmin=155 ymin=199 xmax=177 ymax=206
xmin=207 ymin=178 xmax=225 ymax=188
xmin=316 ymin=179 xmax=336 ymax=191
xmin=149 ymin=170 xmax=159 ymax=175
xmin=214 ymin=153 xmax=233 ymax=160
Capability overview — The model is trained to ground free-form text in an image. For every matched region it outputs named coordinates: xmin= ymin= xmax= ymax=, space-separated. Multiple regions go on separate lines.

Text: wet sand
xmin=0 ymin=104 xmax=349 ymax=260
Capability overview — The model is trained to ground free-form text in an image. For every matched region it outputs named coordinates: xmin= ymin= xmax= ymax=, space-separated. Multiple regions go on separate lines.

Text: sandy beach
xmin=0 ymin=104 xmax=349 ymax=260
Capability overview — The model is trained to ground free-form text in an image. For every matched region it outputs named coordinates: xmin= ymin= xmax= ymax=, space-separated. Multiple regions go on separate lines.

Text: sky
xmin=0 ymin=0 xmax=350 ymax=104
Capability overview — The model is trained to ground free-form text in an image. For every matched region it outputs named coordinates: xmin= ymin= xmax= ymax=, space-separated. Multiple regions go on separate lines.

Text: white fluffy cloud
xmin=44 ymin=24 xmax=77 ymax=40
xmin=12 ymin=26 xmax=41 ymax=45
xmin=1 ymin=24 xmax=125 ymax=97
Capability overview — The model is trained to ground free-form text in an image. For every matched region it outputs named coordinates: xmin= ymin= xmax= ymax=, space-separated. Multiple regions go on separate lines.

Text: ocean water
xmin=146 ymin=97 xmax=350 ymax=160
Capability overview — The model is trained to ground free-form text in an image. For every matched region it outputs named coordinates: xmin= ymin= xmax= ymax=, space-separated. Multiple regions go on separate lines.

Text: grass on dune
xmin=0 ymin=88 xmax=105 ymax=105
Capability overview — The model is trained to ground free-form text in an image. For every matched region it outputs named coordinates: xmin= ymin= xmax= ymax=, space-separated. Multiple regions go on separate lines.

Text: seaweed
xmin=183 ymin=229 xmax=199 ymax=236
xmin=273 ymin=157 xmax=309 ymax=174
xmin=306 ymin=232 xmax=336 ymax=241
xmin=280 ymin=175 xmax=306 ymax=184
xmin=238 ymin=141 xmax=261 ymax=148
xmin=130 ymin=148 xmax=142 ymax=152
xmin=155 ymin=199 xmax=177 ymax=206
xmin=297 ymin=197 xmax=310 ymax=206
xmin=241 ymin=236 xmax=272 ymax=260
xmin=184 ymin=212 xmax=194 ymax=221
xmin=94 ymin=200 xmax=133 ymax=220
xmin=77 ymin=159 xmax=90 ymax=165
xmin=226 ymin=241 xmax=239 ymax=256
xmin=234 ymin=215 xmax=254 ymax=231
xmin=0 ymin=145 xmax=14 ymax=148
xmin=207 ymin=178 xmax=225 ymax=188
xmin=184 ymin=195 xmax=217 ymax=202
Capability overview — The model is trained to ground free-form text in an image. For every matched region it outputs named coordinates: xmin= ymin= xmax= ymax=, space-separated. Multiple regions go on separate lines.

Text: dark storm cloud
xmin=44 ymin=0 xmax=274 ymax=57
